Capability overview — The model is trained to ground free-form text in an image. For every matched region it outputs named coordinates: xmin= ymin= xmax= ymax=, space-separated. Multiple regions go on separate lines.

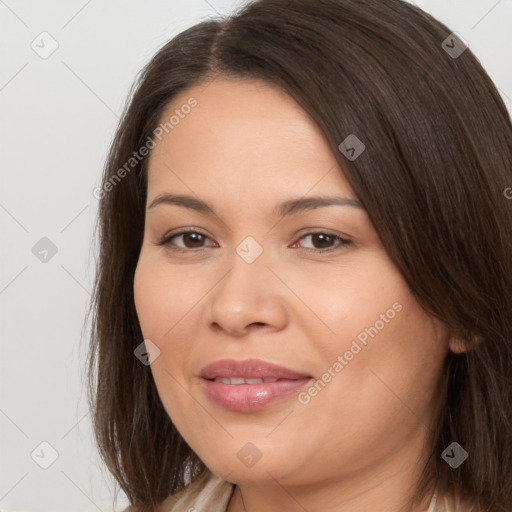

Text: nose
xmin=206 ymin=246 xmax=289 ymax=337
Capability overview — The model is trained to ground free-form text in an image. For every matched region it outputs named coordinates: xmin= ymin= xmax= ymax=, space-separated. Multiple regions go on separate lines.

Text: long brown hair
xmin=85 ymin=0 xmax=512 ymax=510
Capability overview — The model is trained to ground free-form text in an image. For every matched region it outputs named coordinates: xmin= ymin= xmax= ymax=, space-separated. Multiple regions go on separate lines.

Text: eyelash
xmin=156 ymin=229 xmax=352 ymax=254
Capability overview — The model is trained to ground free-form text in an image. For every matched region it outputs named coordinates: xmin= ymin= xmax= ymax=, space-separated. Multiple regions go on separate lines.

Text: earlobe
xmin=448 ymin=332 xmax=483 ymax=354
xmin=448 ymin=335 xmax=468 ymax=354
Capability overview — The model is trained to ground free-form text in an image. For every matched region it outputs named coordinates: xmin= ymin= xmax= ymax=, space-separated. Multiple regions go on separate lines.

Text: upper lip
xmin=199 ymin=358 xmax=312 ymax=380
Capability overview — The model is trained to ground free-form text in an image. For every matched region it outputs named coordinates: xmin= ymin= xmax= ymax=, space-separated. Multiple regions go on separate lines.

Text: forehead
xmin=146 ymin=78 xmax=354 ymax=204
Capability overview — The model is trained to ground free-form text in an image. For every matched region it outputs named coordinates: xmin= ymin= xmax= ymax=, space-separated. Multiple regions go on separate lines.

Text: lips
xmin=199 ymin=358 xmax=312 ymax=380
xmin=199 ymin=359 xmax=313 ymax=412
xmin=212 ymin=377 xmax=279 ymax=384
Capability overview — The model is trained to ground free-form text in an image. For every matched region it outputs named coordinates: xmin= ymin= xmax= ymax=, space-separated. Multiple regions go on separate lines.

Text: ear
xmin=448 ymin=331 xmax=483 ymax=354
xmin=448 ymin=335 xmax=468 ymax=354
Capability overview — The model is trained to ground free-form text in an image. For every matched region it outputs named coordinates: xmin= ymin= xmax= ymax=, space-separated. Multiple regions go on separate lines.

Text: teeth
xmin=245 ymin=378 xmax=263 ymax=384
xmin=213 ymin=377 xmax=279 ymax=385
xmin=214 ymin=378 xmax=233 ymax=384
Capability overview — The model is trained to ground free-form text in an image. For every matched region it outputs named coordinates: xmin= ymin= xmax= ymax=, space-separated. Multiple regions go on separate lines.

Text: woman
xmin=86 ymin=0 xmax=512 ymax=511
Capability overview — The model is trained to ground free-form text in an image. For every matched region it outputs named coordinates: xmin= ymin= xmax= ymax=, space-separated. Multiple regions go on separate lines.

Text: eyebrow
xmin=147 ymin=193 xmax=363 ymax=217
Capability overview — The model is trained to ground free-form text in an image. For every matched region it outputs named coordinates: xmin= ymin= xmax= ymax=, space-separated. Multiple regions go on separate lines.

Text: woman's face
xmin=133 ymin=78 xmax=451 ymax=489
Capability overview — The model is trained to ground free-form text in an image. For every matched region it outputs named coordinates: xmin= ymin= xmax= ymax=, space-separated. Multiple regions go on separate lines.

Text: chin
xmin=198 ymin=446 xmax=306 ymax=485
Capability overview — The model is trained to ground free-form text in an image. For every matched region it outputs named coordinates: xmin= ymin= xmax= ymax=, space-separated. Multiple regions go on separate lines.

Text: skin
xmin=133 ymin=77 xmax=460 ymax=512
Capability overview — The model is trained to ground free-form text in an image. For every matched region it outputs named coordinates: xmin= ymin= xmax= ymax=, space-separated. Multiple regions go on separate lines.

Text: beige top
xmin=157 ymin=470 xmax=234 ymax=512
xmin=125 ymin=469 xmax=476 ymax=512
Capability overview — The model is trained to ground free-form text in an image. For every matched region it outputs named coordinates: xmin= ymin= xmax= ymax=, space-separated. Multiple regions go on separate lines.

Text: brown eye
xmin=296 ymin=232 xmax=352 ymax=252
xmin=176 ymin=232 xmax=207 ymax=248
xmin=158 ymin=230 xmax=215 ymax=252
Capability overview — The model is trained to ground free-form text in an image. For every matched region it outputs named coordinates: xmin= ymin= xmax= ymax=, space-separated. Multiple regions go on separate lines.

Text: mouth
xmin=210 ymin=377 xmax=286 ymax=384
xmin=199 ymin=359 xmax=313 ymax=412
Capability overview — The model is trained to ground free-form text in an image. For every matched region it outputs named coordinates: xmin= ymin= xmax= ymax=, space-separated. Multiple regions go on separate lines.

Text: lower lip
xmin=201 ymin=378 xmax=312 ymax=412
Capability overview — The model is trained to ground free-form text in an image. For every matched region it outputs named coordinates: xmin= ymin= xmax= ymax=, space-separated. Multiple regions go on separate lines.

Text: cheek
xmin=316 ymin=297 xmax=444 ymax=431
xmin=300 ymin=261 xmax=446 ymax=444
xmin=134 ymin=260 xmax=169 ymax=343
xmin=133 ymin=253 xmax=200 ymax=346
xmin=133 ymin=252 xmax=212 ymax=388
xmin=133 ymin=256 xmax=200 ymax=427
xmin=307 ymin=256 xmax=404 ymax=345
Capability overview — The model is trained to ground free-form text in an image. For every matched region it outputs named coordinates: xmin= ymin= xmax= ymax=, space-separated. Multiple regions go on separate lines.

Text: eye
xmin=156 ymin=230 xmax=216 ymax=252
xmin=293 ymin=231 xmax=352 ymax=253
xmin=156 ymin=229 xmax=352 ymax=254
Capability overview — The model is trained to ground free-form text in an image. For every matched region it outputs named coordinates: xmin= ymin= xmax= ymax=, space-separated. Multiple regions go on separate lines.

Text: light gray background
xmin=1 ymin=1 xmax=511 ymax=511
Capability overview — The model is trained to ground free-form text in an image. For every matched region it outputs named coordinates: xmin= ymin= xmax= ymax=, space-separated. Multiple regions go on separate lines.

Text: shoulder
xmin=159 ymin=470 xmax=235 ymax=512
xmin=123 ymin=470 xmax=235 ymax=512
